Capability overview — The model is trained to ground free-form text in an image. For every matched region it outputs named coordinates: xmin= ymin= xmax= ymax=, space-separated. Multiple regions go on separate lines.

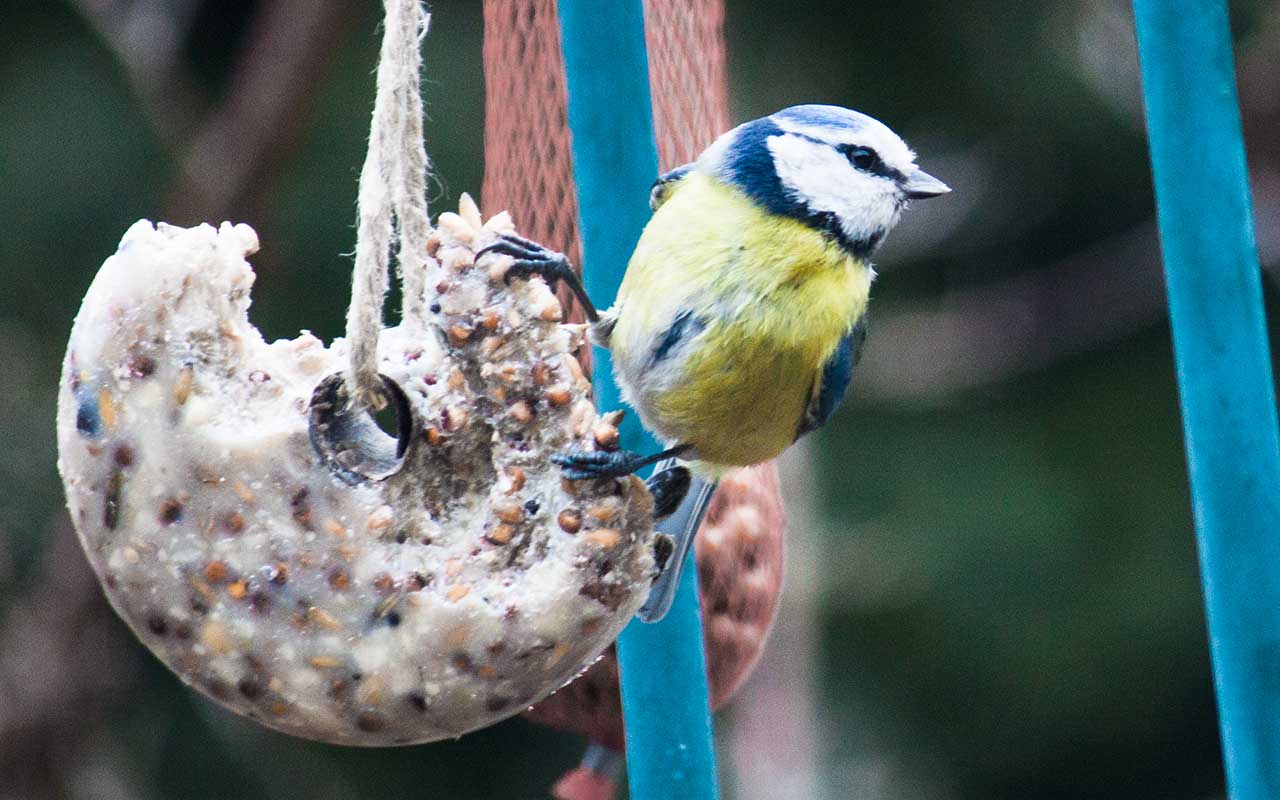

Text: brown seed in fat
xmin=446 ymin=584 xmax=470 ymax=602
xmin=224 ymin=511 xmax=245 ymax=533
xmin=227 ymin=580 xmax=248 ymax=599
xmin=538 ymin=297 xmax=563 ymax=322
xmin=481 ymin=307 xmax=502 ymax=330
xmin=447 ymin=369 xmax=466 ymax=390
xmin=492 ymin=500 xmax=524 ymax=524
xmin=200 ymin=621 xmax=234 ymax=655
xmin=558 ymin=509 xmax=582 ymax=533
xmin=546 ymin=384 xmax=572 ymax=407
xmin=505 ymin=466 xmax=526 ymax=493
xmin=307 ymin=607 xmax=343 ymax=630
xmin=424 ymin=426 xmax=442 ymax=446
xmin=367 ymin=506 xmax=395 ymax=533
xmin=372 ymin=572 xmax=396 ymax=593
xmin=172 ymin=366 xmax=194 ymax=405
xmin=448 ymin=324 xmax=472 ymax=344
xmin=310 ymin=655 xmax=340 ymax=669
xmin=593 ymin=423 xmax=620 ymax=450
xmin=204 ymin=561 xmax=228 ymax=583
xmin=508 ymin=400 xmax=533 ymax=424
xmin=586 ymin=503 xmax=619 ymax=523
xmin=444 ymin=406 xmax=468 ymax=432
xmin=585 ymin=529 xmax=622 ymax=549
xmin=446 ymin=558 xmax=464 ymax=578
xmin=531 ymin=361 xmax=551 ymax=385
xmin=328 ymin=569 xmax=350 ymax=590
xmin=486 ymin=524 xmax=515 ymax=545
xmin=232 ymin=480 xmax=255 ymax=504
xmin=158 ymin=499 xmax=183 ymax=525
xmin=481 ymin=335 xmax=506 ymax=358
xmin=324 ymin=519 xmax=347 ymax=537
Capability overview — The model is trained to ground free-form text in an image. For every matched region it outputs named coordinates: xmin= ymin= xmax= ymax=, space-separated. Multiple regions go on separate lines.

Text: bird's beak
xmin=903 ymin=169 xmax=951 ymax=200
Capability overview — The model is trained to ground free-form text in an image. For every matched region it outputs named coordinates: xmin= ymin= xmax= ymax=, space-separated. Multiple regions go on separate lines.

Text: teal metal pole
xmin=1132 ymin=2 xmax=1280 ymax=797
xmin=557 ymin=2 xmax=720 ymax=799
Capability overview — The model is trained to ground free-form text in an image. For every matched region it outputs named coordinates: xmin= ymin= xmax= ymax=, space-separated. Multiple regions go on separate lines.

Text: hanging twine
xmin=347 ymin=0 xmax=432 ymax=409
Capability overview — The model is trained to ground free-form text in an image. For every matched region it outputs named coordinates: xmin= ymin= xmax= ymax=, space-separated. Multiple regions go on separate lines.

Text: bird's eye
xmin=844 ymin=146 xmax=878 ymax=171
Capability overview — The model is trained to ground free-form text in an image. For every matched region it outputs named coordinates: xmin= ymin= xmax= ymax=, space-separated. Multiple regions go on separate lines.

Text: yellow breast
xmin=609 ymin=173 xmax=872 ymax=470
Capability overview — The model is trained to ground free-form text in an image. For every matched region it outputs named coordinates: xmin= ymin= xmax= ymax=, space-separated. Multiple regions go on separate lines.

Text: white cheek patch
xmin=767 ymin=134 xmax=902 ymax=246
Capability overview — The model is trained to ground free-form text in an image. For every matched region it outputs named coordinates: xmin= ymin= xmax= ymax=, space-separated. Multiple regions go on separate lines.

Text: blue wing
xmin=796 ymin=316 xmax=867 ymax=439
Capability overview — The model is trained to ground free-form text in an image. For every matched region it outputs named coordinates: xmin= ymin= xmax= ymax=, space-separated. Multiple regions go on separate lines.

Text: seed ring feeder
xmin=55 ymin=0 xmax=657 ymax=747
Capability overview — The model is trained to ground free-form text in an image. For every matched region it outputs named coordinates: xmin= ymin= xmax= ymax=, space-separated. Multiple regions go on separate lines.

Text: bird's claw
xmin=476 ymin=234 xmax=573 ymax=290
xmin=552 ymin=448 xmax=647 ymax=481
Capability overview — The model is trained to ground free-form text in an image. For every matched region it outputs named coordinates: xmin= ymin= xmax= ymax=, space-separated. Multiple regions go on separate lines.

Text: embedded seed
xmin=324 ymin=519 xmax=348 ymax=537
xmin=531 ymin=361 xmax=551 ymax=385
xmin=446 ymin=558 xmax=464 ymax=578
xmin=546 ymin=384 xmax=572 ymax=407
xmin=200 ymin=621 xmax=234 ymax=655
xmin=203 ymin=561 xmax=228 ymax=583
xmin=585 ymin=503 xmax=619 ymax=523
xmin=584 ymin=529 xmax=621 ymax=549
xmin=98 ymin=387 xmax=117 ymax=430
xmin=505 ymin=467 xmax=526 ymax=493
xmin=492 ymin=500 xmax=524 ymax=524
xmin=498 ymin=363 xmax=519 ymax=383
xmin=426 ymin=231 xmax=442 ymax=256
xmin=458 ymin=192 xmax=483 ymax=229
xmin=562 ymin=354 xmax=586 ymax=385
xmin=508 ymin=401 xmax=533 ymax=424
xmin=447 ymin=584 xmax=471 ymax=602
xmin=173 ymin=366 xmax=194 ymax=405
xmin=328 ymin=569 xmax=350 ymax=590
xmin=448 ymin=369 xmax=466 ymax=390
xmin=232 ymin=480 xmax=255 ymax=504
xmin=486 ymin=524 xmax=515 ymax=545
xmin=448 ymin=324 xmax=472 ymax=344
xmin=481 ymin=307 xmax=502 ymax=330
xmin=307 ymin=607 xmax=342 ymax=630
xmin=367 ymin=505 xmax=395 ymax=533
xmin=538 ymin=297 xmax=563 ymax=322
xmin=593 ymin=423 xmax=620 ymax=450
xmin=424 ymin=426 xmax=442 ymax=446
xmin=482 ymin=336 xmax=506 ymax=358
xmin=444 ymin=406 xmax=468 ymax=432
xmin=437 ymin=211 xmax=475 ymax=244
xmin=488 ymin=259 xmax=511 ymax=283
xmin=558 ymin=509 xmax=582 ymax=533
xmin=227 ymin=580 xmax=248 ymax=599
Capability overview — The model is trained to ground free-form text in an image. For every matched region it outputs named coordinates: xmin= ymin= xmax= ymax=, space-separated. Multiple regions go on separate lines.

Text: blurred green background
xmin=2 ymin=0 xmax=1277 ymax=798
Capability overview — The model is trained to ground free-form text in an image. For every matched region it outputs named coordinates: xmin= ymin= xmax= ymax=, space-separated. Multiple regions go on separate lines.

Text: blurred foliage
xmin=2 ymin=0 xmax=1277 ymax=798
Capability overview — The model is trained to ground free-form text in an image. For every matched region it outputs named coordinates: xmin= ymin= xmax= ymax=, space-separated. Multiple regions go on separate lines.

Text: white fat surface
xmin=55 ymin=219 xmax=653 ymax=745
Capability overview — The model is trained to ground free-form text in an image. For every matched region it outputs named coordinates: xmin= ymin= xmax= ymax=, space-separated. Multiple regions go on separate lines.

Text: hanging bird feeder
xmin=55 ymin=0 xmax=659 ymax=746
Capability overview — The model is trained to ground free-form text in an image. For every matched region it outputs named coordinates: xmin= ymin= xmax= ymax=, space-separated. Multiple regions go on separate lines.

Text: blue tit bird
xmin=479 ymin=104 xmax=949 ymax=620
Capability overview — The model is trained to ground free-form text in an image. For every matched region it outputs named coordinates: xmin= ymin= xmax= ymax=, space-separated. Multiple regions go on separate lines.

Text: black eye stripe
xmin=783 ymin=131 xmax=906 ymax=182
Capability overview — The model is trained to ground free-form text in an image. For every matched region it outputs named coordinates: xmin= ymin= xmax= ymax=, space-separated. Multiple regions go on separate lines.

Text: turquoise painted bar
xmin=556 ymin=2 xmax=721 ymax=798
xmin=1133 ymin=2 xmax=1280 ymax=797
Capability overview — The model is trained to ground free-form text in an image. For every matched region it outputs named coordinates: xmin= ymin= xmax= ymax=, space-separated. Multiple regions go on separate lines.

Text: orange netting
xmin=481 ymin=0 xmax=731 ymax=309
xmin=481 ymin=1 xmax=785 ymax=767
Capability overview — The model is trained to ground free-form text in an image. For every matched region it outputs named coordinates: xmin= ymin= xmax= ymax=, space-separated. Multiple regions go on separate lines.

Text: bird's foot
xmin=476 ymin=233 xmax=576 ymax=291
xmin=552 ymin=448 xmax=654 ymax=481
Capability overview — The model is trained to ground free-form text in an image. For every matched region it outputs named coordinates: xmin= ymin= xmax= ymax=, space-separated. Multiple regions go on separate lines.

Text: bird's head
xmin=699 ymin=104 xmax=949 ymax=257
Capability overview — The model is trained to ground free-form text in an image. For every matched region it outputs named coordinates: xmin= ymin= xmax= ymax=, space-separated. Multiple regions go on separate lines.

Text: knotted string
xmin=346 ymin=0 xmax=432 ymax=409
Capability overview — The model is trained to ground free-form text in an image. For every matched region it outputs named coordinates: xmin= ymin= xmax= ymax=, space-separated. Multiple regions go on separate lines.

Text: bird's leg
xmin=552 ymin=443 xmax=692 ymax=481
xmin=475 ymin=234 xmax=599 ymax=323
xmin=638 ymin=469 xmax=717 ymax=623
xmin=646 ymin=464 xmax=691 ymax=520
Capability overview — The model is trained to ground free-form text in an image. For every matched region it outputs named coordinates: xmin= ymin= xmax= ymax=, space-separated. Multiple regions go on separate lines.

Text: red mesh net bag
xmin=481 ymin=0 xmax=786 ymax=777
